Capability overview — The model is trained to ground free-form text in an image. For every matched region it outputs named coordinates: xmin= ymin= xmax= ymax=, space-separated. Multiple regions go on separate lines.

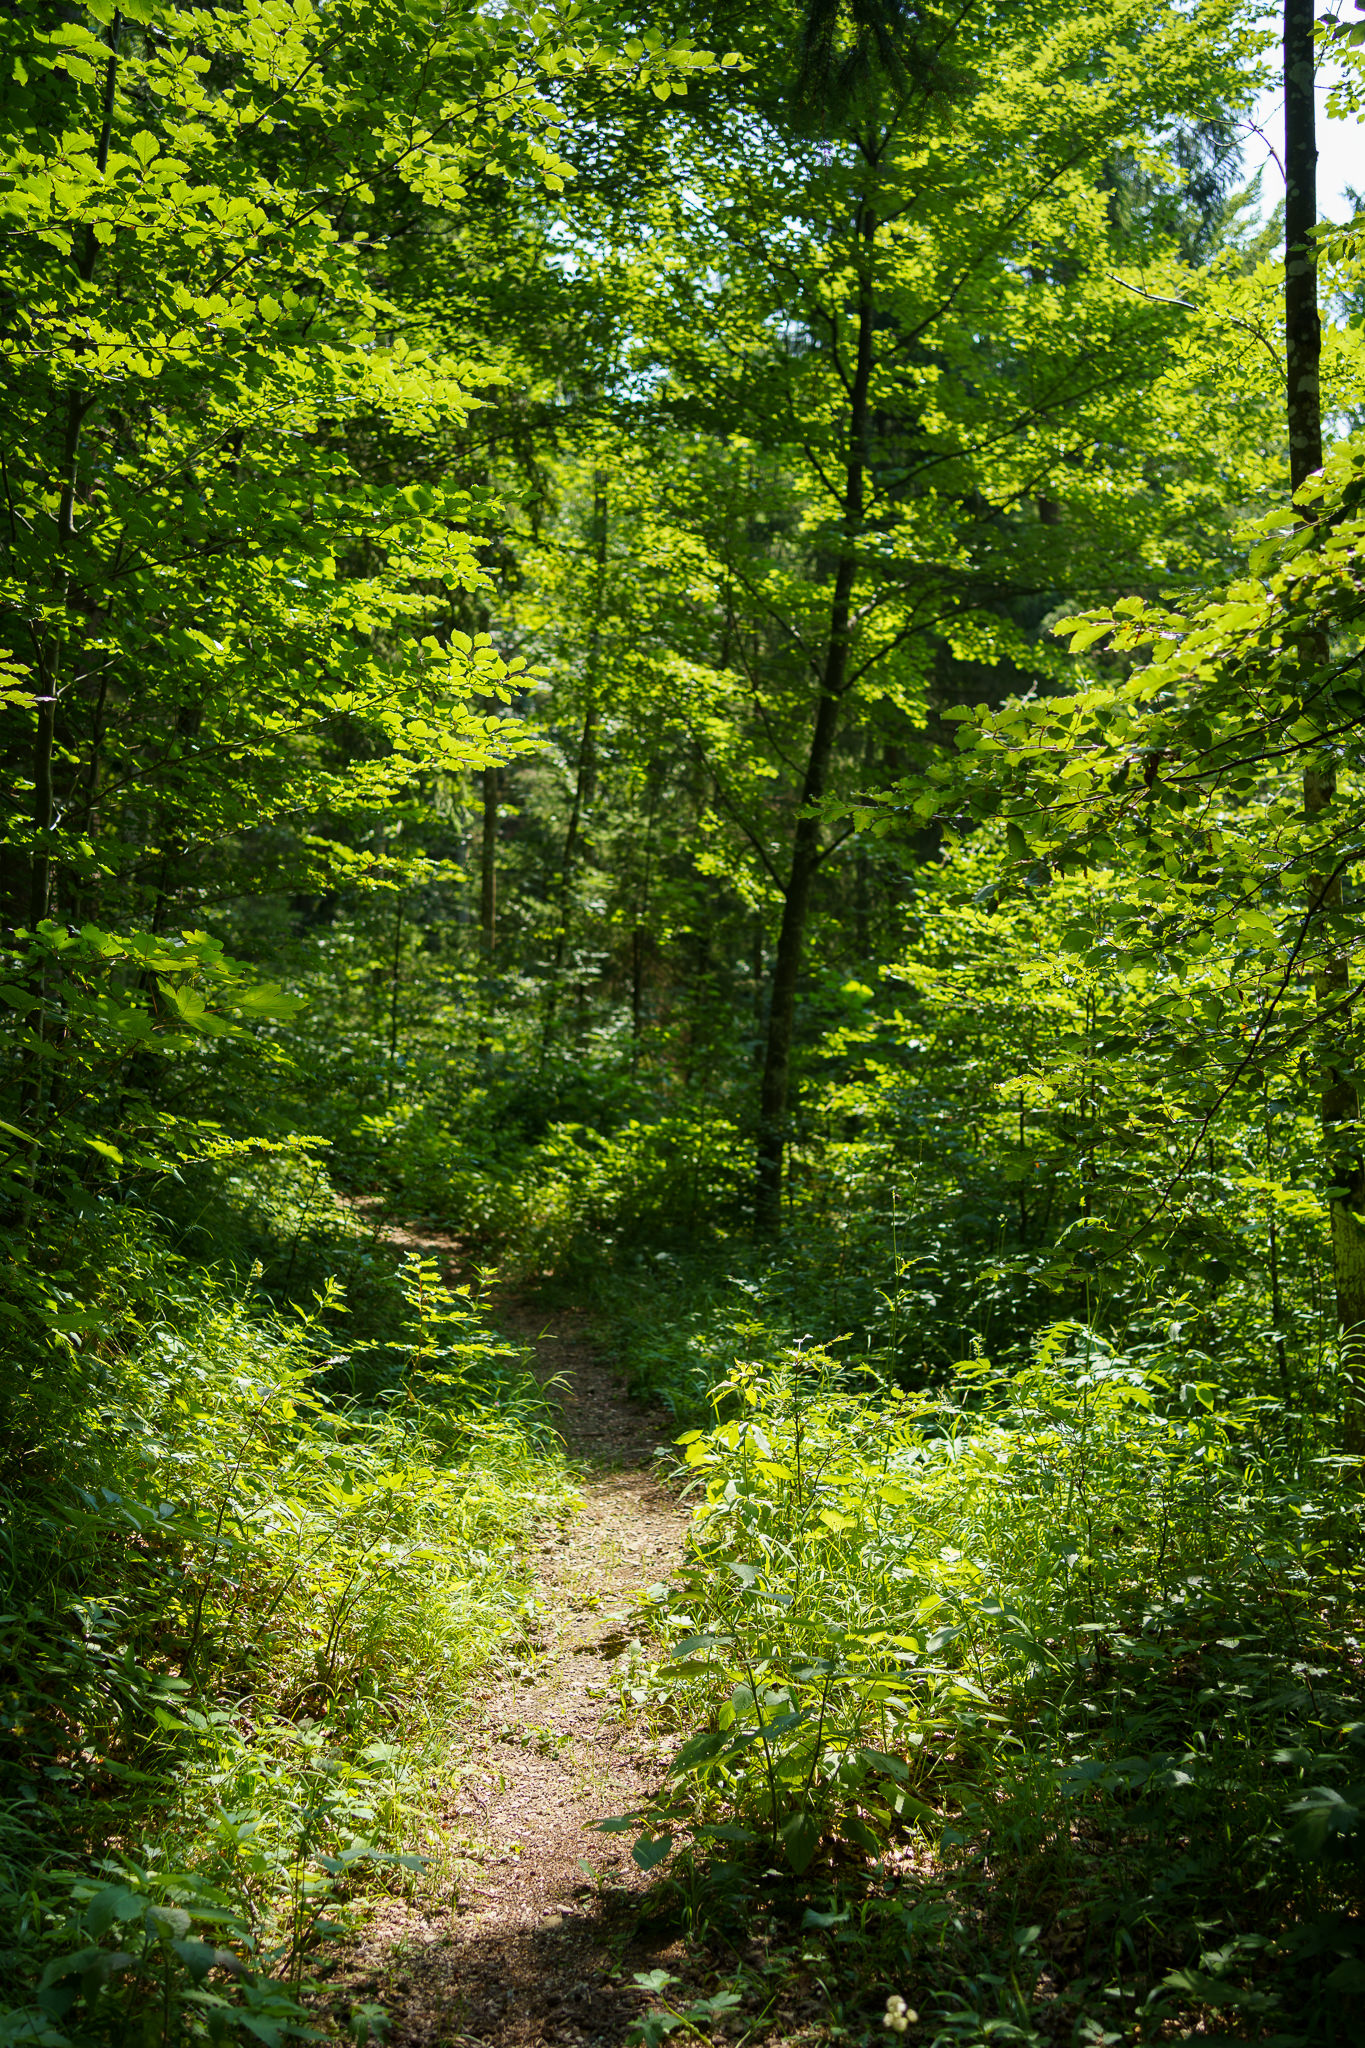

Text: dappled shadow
xmin=491 ymin=1294 xmax=674 ymax=1471
xmin=338 ymin=1282 xmax=695 ymax=2046
xmin=360 ymin=1880 xmax=695 ymax=2048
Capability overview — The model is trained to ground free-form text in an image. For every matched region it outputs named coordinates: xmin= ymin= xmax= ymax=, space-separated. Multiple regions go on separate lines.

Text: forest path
xmin=352 ymin=1282 xmax=697 ymax=2048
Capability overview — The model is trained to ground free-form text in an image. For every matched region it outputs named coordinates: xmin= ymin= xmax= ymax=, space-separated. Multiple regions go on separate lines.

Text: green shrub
xmin=624 ymin=1324 xmax=1364 ymax=2037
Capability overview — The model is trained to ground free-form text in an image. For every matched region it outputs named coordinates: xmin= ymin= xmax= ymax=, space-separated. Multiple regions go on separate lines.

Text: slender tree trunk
xmin=853 ymin=842 xmax=870 ymax=964
xmin=1284 ymin=0 xmax=1321 ymax=493
xmin=82 ymin=670 xmax=110 ymax=828
xmin=1284 ymin=0 xmax=1365 ymax=1348
xmin=629 ymin=761 xmax=663 ymax=1058
xmin=542 ymin=699 xmax=598 ymax=1052
xmin=853 ymin=730 xmax=876 ymax=962
xmin=479 ymin=764 xmax=499 ymax=958
xmin=29 ymin=683 xmax=57 ymax=927
xmin=631 ymin=925 xmax=644 ymax=1047
xmin=751 ymin=916 xmax=765 ymax=1064
xmin=385 ymin=895 xmax=405 ymax=1103
xmin=32 ymin=390 xmax=87 ymax=928
xmin=31 ymin=13 xmax=120 ymax=928
xmin=542 ymin=473 xmax=607 ymax=1052
xmin=755 ymin=202 xmax=876 ymax=1231
xmin=20 ymin=16 xmax=120 ymax=1221
xmin=1266 ymin=1088 xmax=1290 ymax=1389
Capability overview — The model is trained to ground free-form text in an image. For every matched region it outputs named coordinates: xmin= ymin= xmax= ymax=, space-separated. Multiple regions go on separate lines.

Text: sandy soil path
xmin=355 ymin=1298 xmax=697 ymax=2048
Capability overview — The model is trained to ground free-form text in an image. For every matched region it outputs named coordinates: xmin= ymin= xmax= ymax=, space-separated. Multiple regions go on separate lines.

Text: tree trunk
xmin=31 ymin=13 xmax=120 ymax=929
xmin=542 ymin=475 xmax=606 ymax=1051
xmin=385 ymin=895 xmax=405 ymax=1104
xmin=751 ymin=916 xmax=765 ymax=1063
xmin=1284 ymin=0 xmax=1321 ymax=494
xmin=20 ymin=14 xmax=120 ymax=1223
xmin=1284 ymin=0 xmax=1365 ymax=1346
xmin=630 ymin=761 xmax=663 ymax=1057
xmin=541 ymin=698 xmax=598 ymax=1051
xmin=32 ymin=384 xmax=89 ymax=928
xmin=755 ymin=203 xmax=876 ymax=1231
xmin=479 ymin=764 xmax=498 ymax=957
xmin=853 ymin=729 xmax=876 ymax=962
xmin=631 ymin=924 xmax=644 ymax=1047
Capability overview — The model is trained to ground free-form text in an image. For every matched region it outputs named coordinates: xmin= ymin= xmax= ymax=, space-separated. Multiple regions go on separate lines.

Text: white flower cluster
xmin=883 ymin=1993 xmax=918 ymax=2033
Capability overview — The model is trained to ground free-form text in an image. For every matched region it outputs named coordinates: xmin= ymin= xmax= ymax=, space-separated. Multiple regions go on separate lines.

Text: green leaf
xmin=146 ymin=1906 xmax=192 ymax=1939
xmin=695 ymin=1822 xmax=759 ymax=1845
xmin=1068 ymin=619 xmax=1111 ymax=653
xmin=1286 ymin=1784 xmax=1363 ymax=1859
xmin=842 ymin=1815 xmax=884 ymax=1857
xmin=83 ymin=1887 xmax=146 ymax=1938
xmin=633 ymin=1970 xmax=678 ymax=1994
xmin=673 ymin=1729 xmax=728 ymax=1769
xmin=233 ymin=983 xmax=304 ymax=1019
xmin=857 ymin=1747 xmax=909 ymax=1783
xmin=779 ymin=1810 xmax=820 ymax=1873
xmin=38 ymin=1946 xmax=105 ymax=1990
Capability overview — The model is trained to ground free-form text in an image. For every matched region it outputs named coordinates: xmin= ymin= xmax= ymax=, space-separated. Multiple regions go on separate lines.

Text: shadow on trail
xmin=348 ymin=1262 xmax=702 ymax=2047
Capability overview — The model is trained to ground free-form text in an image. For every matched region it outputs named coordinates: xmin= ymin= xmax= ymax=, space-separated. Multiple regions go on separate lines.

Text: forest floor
xmin=340 ymin=1280 xmax=721 ymax=2048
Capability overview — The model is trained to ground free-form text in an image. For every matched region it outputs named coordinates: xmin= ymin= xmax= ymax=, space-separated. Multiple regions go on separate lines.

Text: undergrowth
xmin=0 ymin=1201 xmax=574 ymax=2045
xmin=608 ymin=1326 xmax=1365 ymax=2045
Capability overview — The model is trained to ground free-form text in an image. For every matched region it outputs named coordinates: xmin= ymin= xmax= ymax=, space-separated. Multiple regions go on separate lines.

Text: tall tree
xmin=0 ymin=0 xmax=722 ymax=1200
xmin=1285 ymin=0 xmax=1365 ymax=1334
xmin=604 ymin=0 xmax=1254 ymax=1227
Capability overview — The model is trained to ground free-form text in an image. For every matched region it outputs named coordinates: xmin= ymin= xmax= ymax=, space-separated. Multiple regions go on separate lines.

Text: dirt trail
xmin=355 ymin=1296 xmax=694 ymax=2048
